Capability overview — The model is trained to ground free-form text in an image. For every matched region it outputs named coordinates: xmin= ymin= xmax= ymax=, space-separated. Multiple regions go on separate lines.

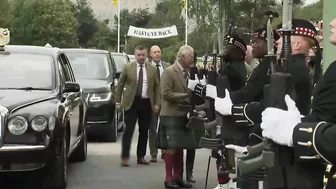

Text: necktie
xmin=156 ymin=64 xmax=161 ymax=81
xmin=183 ymin=70 xmax=189 ymax=79
xmin=136 ymin=64 xmax=143 ymax=97
xmin=183 ymin=70 xmax=189 ymax=86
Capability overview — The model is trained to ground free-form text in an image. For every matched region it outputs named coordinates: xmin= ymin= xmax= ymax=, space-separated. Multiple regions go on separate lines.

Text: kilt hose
xmin=156 ymin=116 xmax=202 ymax=150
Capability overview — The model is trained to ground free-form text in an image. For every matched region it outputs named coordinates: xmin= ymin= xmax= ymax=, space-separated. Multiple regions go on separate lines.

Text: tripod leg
xmin=204 ymin=156 xmax=212 ymax=189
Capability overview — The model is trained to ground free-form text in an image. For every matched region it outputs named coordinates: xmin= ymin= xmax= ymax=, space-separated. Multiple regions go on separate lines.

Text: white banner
xmin=127 ymin=25 xmax=178 ymax=39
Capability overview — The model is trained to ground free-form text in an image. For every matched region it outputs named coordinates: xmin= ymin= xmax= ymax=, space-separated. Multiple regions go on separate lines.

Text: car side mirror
xmin=63 ymin=82 xmax=80 ymax=93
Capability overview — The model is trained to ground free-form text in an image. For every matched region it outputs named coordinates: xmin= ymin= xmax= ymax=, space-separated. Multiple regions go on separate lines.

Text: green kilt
xmin=156 ymin=116 xmax=200 ymax=150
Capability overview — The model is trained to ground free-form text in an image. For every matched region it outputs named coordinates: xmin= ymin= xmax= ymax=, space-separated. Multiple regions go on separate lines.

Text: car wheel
xmin=41 ymin=132 xmax=68 ymax=189
xmin=105 ymin=110 xmax=117 ymax=142
xmin=69 ymin=125 xmax=87 ymax=162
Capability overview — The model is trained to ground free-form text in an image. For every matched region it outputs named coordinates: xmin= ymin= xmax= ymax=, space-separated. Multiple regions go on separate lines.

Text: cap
xmin=224 ymin=34 xmax=247 ymax=53
xmin=254 ymin=28 xmax=280 ymax=41
xmin=277 ymin=19 xmax=321 ymax=84
xmin=277 ymin=19 xmax=318 ymax=40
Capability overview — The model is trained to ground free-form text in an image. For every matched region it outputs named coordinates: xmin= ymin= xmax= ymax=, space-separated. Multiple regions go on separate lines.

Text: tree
xmin=0 ymin=0 xmax=10 ymax=27
xmin=225 ymin=0 xmax=277 ymax=41
xmin=75 ymin=0 xmax=98 ymax=47
xmin=88 ymin=20 xmax=113 ymax=50
xmin=111 ymin=8 xmax=153 ymax=52
xmin=10 ymin=0 xmax=78 ymax=47
xmin=189 ymin=0 xmax=213 ymax=25
xmin=294 ymin=0 xmax=323 ymax=21
xmin=126 ymin=0 xmax=187 ymax=61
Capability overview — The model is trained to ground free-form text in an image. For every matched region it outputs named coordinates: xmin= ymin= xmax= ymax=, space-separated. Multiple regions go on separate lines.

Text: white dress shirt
xmin=137 ymin=62 xmax=148 ymax=98
xmin=155 ymin=61 xmax=164 ymax=77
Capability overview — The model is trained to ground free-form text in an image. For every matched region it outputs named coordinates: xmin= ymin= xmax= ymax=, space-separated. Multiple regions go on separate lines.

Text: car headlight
xmin=8 ymin=116 xmax=28 ymax=135
xmin=90 ymin=92 xmax=111 ymax=102
xmin=31 ymin=116 xmax=48 ymax=132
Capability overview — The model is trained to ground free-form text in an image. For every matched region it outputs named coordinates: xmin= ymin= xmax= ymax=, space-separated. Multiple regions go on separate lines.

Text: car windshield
xmin=66 ymin=52 xmax=111 ymax=80
xmin=113 ymin=55 xmax=128 ymax=72
xmin=128 ymin=55 xmax=135 ymax=63
xmin=0 ymin=53 xmax=54 ymax=89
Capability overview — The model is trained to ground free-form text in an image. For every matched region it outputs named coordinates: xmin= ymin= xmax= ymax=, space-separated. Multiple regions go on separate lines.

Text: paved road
xmin=1 ymin=131 xmax=233 ymax=189
xmin=67 ymin=132 xmax=222 ymax=189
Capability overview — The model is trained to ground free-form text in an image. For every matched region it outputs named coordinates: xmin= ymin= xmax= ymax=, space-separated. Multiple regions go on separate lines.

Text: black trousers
xmin=121 ymin=97 xmax=152 ymax=158
xmin=181 ymin=149 xmax=196 ymax=177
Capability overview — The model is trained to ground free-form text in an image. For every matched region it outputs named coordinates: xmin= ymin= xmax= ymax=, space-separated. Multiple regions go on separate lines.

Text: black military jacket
xmin=230 ymin=58 xmax=270 ymax=104
xmin=231 ymin=54 xmax=312 ymax=126
xmin=222 ymin=60 xmax=247 ymax=91
xmin=292 ymin=61 xmax=336 ymax=189
xmin=193 ymin=60 xmax=248 ymax=98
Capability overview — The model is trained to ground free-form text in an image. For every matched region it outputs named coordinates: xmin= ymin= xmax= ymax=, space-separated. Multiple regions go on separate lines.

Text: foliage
xmin=294 ymin=0 xmax=323 ymax=21
xmin=9 ymin=0 xmax=78 ymax=47
xmin=2 ymin=0 xmax=323 ymax=57
xmin=272 ymin=0 xmax=323 ymax=28
xmin=124 ymin=0 xmax=186 ymax=61
xmin=0 ymin=0 xmax=10 ymax=27
xmin=75 ymin=0 xmax=98 ymax=47
xmin=110 ymin=8 xmax=152 ymax=52
xmin=88 ymin=20 xmax=113 ymax=50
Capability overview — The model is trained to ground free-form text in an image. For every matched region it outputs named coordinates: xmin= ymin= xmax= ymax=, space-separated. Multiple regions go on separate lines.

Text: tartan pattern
xmin=156 ymin=116 xmax=199 ymax=149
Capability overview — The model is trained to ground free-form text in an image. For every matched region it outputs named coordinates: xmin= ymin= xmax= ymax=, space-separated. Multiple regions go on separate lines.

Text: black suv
xmin=64 ymin=49 xmax=123 ymax=142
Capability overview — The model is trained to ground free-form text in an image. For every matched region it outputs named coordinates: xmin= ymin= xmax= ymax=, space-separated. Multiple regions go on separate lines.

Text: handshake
xmin=196 ymin=83 xmax=234 ymax=117
xmin=187 ymin=75 xmax=233 ymax=116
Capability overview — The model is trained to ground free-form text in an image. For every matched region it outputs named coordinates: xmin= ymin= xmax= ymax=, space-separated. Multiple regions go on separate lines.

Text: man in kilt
xmin=157 ymin=45 xmax=195 ymax=189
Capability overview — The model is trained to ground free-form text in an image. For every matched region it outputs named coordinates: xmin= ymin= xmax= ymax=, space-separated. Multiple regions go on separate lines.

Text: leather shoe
xmin=120 ymin=158 xmax=130 ymax=167
xmin=150 ymin=156 xmax=157 ymax=163
xmin=186 ymin=171 xmax=196 ymax=183
xmin=175 ymin=180 xmax=192 ymax=188
xmin=137 ymin=158 xmax=150 ymax=165
xmin=164 ymin=181 xmax=179 ymax=189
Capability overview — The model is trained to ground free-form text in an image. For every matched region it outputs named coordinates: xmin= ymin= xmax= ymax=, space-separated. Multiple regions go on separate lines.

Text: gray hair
xmin=176 ymin=45 xmax=193 ymax=62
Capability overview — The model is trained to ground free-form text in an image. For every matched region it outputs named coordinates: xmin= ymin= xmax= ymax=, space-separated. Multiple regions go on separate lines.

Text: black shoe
xmin=164 ymin=181 xmax=179 ymax=189
xmin=186 ymin=171 xmax=196 ymax=183
xmin=175 ymin=180 xmax=192 ymax=188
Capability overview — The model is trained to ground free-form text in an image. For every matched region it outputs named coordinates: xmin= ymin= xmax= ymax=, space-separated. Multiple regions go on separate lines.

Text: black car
xmin=64 ymin=49 xmax=123 ymax=142
xmin=111 ymin=52 xmax=130 ymax=78
xmin=0 ymin=45 xmax=87 ymax=189
xmin=110 ymin=52 xmax=130 ymax=128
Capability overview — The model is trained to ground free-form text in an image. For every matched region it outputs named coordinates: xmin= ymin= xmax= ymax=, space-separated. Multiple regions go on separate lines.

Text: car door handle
xmin=69 ymin=112 xmax=73 ymax=115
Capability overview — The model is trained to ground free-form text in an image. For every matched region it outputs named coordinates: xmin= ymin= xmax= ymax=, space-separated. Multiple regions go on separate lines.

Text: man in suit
xmin=116 ymin=45 xmax=161 ymax=167
xmin=148 ymin=45 xmax=170 ymax=163
xmin=157 ymin=45 xmax=194 ymax=189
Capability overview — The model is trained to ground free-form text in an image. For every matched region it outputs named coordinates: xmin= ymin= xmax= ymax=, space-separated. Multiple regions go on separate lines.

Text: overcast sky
xmin=304 ymin=0 xmax=317 ymax=5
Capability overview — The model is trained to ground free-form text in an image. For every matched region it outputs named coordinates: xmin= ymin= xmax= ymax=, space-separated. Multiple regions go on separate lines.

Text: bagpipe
xmin=236 ymin=1 xmax=297 ymax=188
